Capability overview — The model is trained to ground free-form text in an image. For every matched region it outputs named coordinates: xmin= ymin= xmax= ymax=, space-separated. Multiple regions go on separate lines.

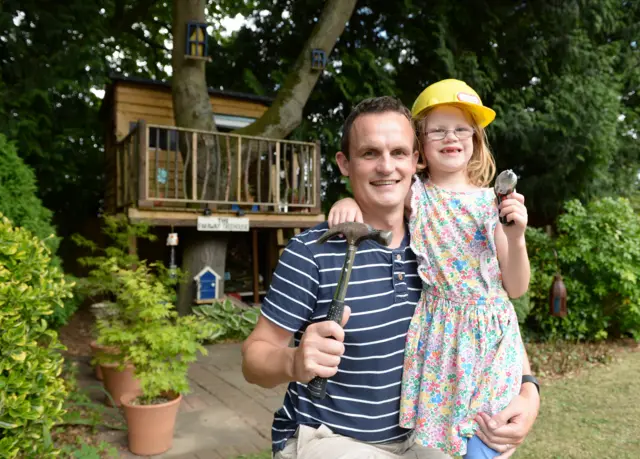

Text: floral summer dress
xmin=399 ymin=178 xmax=524 ymax=457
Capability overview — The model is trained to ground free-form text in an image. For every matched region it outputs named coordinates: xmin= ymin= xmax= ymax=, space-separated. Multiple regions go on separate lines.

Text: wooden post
xmin=313 ymin=141 xmax=322 ymax=214
xmin=137 ymin=120 xmax=148 ymax=203
xmin=155 ymin=128 xmax=160 ymax=198
xmin=252 ymin=229 xmax=260 ymax=305
xmin=116 ymin=143 xmax=121 ymax=207
xmin=275 ymin=142 xmax=281 ymax=209
xmin=128 ymin=231 xmax=138 ymax=271
xmin=292 ymin=151 xmax=299 ymax=203
xmin=237 ymin=136 xmax=242 ymax=202
xmin=173 ymin=129 xmax=179 ymax=199
xmin=191 ymin=132 xmax=198 ymax=200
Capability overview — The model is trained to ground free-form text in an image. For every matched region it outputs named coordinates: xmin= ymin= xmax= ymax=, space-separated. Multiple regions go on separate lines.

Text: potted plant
xmin=73 ymin=216 xmax=155 ymax=395
xmin=96 ymin=258 xmax=216 ymax=455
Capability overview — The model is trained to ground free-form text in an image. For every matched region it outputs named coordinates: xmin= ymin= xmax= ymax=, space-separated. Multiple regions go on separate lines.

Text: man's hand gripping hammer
xmin=307 ymin=222 xmax=393 ymax=400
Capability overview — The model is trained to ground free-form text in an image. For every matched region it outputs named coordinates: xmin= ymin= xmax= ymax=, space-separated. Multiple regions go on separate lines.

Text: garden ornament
xmin=494 ymin=169 xmax=518 ymax=226
xmin=307 ymin=222 xmax=393 ymax=400
xmin=549 ymin=249 xmax=568 ymax=317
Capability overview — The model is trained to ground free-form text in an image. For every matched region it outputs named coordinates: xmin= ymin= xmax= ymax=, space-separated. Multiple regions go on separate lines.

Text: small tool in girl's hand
xmin=494 ymin=169 xmax=518 ymax=225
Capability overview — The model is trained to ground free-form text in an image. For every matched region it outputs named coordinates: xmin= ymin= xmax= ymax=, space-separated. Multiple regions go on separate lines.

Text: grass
xmin=232 ymin=453 xmax=271 ymax=459
xmin=230 ymin=347 xmax=640 ymax=459
xmin=515 ymin=347 xmax=640 ymax=458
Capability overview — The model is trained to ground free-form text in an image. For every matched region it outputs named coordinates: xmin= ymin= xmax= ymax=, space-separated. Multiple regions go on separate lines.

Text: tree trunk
xmin=170 ymin=0 xmax=357 ymax=314
xmin=176 ymin=230 xmax=228 ymax=315
xmin=172 ymin=0 xmax=226 ymax=315
xmin=171 ymin=0 xmax=216 ymax=133
xmin=234 ymin=0 xmax=358 ymax=139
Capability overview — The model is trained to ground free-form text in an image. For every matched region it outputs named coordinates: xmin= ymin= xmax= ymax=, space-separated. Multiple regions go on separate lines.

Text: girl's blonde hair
xmin=413 ymin=106 xmax=496 ymax=187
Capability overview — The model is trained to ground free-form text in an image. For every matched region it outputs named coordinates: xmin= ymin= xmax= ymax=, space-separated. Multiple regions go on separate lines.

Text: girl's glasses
xmin=424 ymin=127 xmax=475 ymax=141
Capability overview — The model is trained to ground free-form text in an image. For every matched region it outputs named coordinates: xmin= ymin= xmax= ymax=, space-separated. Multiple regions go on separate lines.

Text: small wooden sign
xmin=197 ymin=216 xmax=249 ymax=232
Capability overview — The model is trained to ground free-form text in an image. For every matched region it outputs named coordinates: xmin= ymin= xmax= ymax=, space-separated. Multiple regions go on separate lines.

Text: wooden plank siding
xmin=113 ymin=82 xmax=268 ymax=140
xmin=102 ymin=77 xmax=325 ymax=226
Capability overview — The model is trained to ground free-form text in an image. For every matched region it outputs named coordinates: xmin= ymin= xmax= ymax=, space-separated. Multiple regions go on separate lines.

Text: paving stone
xmin=88 ymin=343 xmax=285 ymax=458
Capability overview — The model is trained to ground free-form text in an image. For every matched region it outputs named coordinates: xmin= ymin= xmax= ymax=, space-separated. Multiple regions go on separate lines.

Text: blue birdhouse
xmin=311 ymin=49 xmax=327 ymax=70
xmin=194 ymin=266 xmax=221 ymax=303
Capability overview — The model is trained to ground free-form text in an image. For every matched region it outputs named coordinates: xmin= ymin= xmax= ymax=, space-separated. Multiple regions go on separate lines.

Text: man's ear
xmin=335 ymin=151 xmax=350 ymax=176
xmin=412 ymin=149 xmax=420 ymax=171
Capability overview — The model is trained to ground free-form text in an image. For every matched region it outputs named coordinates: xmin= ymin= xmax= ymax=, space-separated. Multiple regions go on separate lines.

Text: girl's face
xmin=421 ymin=106 xmax=475 ymax=177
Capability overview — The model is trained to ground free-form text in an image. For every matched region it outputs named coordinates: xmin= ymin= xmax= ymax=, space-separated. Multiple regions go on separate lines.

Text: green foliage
xmin=0 ymin=133 xmax=59 ymax=253
xmin=525 ymin=340 xmax=615 ymax=379
xmin=0 ymin=133 xmax=80 ymax=329
xmin=78 ymin=216 xmax=215 ymax=404
xmin=47 ymin=275 xmax=85 ymax=330
xmin=56 ymin=360 xmax=126 ymax=433
xmin=59 ymin=439 xmax=119 ymax=459
xmin=193 ymin=299 xmax=260 ymax=342
xmin=93 ymin=258 xmax=216 ymax=404
xmin=0 ymin=214 xmax=71 ymax=458
xmin=524 ymin=197 xmax=640 ymax=341
xmin=73 ymin=215 xmax=176 ymax=302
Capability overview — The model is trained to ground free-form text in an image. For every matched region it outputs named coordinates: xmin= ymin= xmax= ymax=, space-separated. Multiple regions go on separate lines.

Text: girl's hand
xmin=327 ymin=198 xmax=363 ymax=228
xmin=498 ymin=191 xmax=528 ymax=242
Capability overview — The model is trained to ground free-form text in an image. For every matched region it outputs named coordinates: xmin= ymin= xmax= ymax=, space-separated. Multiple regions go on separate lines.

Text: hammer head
xmin=317 ymin=222 xmax=393 ymax=247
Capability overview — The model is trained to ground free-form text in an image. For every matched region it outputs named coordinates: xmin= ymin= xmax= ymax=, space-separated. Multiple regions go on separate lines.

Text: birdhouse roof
xmin=193 ymin=266 xmax=221 ymax=281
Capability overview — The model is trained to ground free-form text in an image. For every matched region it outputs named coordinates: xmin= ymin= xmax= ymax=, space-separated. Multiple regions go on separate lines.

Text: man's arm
xmin=475 ymin=347 xmax=540 ymax=457
xmin=241 ymin=229 xmax=350 ymax=389
xmin=242 ymin=312 xmax=349 ymax=389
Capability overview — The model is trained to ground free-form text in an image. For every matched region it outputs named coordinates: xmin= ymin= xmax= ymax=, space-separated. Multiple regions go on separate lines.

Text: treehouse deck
xmin=106 ymin=120 xmax=324 ymax=229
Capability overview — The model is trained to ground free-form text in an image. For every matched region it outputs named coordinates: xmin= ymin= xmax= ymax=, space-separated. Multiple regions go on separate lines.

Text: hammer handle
xmin=496 ymin=193 xmax=515 ymax=226
xmin=306 ymin=298 xmax=344 ymax=399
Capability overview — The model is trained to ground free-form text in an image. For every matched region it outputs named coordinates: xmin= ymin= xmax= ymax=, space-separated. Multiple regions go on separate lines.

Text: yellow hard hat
xmin=411 ymin=79 xmax=496 ymax=128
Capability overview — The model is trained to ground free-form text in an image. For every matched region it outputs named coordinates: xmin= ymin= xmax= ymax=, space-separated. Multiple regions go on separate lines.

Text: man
xmin=242 ymin=97 xmax=539 ymax=458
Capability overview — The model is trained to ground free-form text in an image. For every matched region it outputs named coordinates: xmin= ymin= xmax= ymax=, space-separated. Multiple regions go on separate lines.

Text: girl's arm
xmin=404 ymin=186 xmax=413 ymax=220
xmin=495 ymin=192 xmax=530 ymax=298
xmin=327 ymin=198 xmax=363 ymax=228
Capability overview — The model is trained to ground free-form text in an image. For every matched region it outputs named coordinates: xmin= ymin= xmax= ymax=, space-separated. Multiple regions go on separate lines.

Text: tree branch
xmin=234 ymin=0 xmax=358 ymax=139
xmin=110 ymin=0 xmax=161 ymax=34
xmin=126 ymin=27 xmax=167 ymax=52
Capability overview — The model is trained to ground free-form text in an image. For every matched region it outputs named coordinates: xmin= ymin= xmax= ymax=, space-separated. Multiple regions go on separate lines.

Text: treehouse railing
xmin=115 ymin=120 xmax=321 ymax=213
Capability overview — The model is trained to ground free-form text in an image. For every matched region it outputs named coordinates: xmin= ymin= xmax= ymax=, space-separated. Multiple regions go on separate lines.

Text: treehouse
xmin=100 ymin=75 xmax=325 ymax=306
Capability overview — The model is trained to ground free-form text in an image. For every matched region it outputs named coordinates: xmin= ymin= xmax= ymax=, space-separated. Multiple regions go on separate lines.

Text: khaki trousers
xmin=274 ymin=425 xmax=452 ymax=459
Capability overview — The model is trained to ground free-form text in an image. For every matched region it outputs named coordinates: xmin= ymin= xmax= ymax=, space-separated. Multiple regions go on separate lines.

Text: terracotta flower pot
xmin=120 ymin=392 xmax=182 ymax=456
xmin=89 ymin=341 xmax=120 ymax=381
xmin=100 ymin=362 xmax=141 ymax=407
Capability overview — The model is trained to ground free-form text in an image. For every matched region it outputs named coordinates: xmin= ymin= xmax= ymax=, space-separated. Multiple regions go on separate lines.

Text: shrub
xmin=79 ymin=216 xmax=216 ymax=403
xmin=193 ymin=299 xmax=259 ymax=342
xmin=524 ymin=197 xmax=640 ymax=341
xmin=0 ymin=134 xmax=78 ymax=329
xmin=93 ymin=258 xmax=216 ymax=403
xmin=0 ymin=133 xmax=58 ymax=253
xmin=0 ymin=214 xmax=71 ymax=458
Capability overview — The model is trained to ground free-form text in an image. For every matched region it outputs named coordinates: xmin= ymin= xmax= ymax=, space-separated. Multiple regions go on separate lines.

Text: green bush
xmin=524 ymin=197 xmax=640 ymax=341
xmin=193 ymin=299 xmax=259 ymax=342
xmin=0 ymin=214 xmax=71 ymax=458
xmin=78 ymin=216 xmax=215 ymax=404
xmin=93 ymin=258 xmax=215 ymax=404
xmin=0 ymin=134 xmax=78 ymax=329
xmin=0 ymin=133 xmax=59 ymax=253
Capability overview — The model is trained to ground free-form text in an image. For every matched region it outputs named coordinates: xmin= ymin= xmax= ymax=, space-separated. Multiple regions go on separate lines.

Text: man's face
xmin=336 ymin=112 xmax=418 ymax=214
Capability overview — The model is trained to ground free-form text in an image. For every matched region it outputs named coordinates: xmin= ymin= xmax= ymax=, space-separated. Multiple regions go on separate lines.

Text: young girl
xmin=328 ymin=79 xmax=529 ymax=458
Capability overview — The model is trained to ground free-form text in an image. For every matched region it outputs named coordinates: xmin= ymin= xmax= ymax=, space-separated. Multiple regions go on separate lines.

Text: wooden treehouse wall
xmin=112 ymin=81 xmax=268 ymax=141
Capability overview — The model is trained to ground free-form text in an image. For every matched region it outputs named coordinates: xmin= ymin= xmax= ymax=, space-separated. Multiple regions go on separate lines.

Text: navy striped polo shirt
xmin=261 ymin=222 xmax=422 ymax=453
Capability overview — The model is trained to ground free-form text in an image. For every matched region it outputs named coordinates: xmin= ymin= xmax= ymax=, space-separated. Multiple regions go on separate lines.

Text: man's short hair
xmin=340 ymin=96 xmax=413 ymax=158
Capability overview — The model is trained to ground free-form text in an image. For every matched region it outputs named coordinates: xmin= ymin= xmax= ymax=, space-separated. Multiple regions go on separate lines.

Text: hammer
xmin=307 ymin=222 xmax=393 ymax=400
